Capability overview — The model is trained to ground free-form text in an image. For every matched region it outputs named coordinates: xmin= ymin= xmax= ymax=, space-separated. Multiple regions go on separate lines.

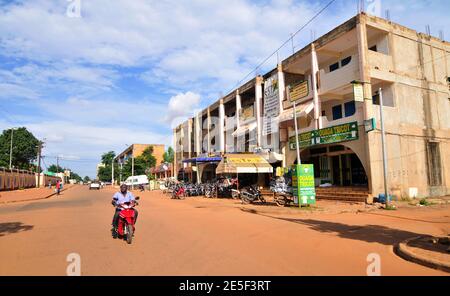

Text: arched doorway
xmin=294 ymin=144 xmax=368 ymax=187
xmin=200 ymin=163 xmax=217 ymax=183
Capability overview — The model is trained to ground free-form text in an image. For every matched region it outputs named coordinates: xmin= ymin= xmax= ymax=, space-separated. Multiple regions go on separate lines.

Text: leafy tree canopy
xmin=0 ymin=127 xmax=39 ymax=169
xmin=163 ymin=146 xmax=174 ymax=164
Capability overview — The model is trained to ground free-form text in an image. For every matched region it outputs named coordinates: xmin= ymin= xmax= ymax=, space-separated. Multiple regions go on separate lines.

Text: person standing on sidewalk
xmin=56 ymin=180 xmax=61 ymax=195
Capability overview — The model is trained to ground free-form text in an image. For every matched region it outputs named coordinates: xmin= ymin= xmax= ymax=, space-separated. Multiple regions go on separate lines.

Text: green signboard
xmin=292 ymin=164 xmax=316 ymax=206
xmin=289 ymin=121 xmax=359 ymax=150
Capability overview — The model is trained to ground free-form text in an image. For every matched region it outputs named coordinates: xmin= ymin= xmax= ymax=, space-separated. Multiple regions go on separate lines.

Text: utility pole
xmin=36 ymin=141 xmax=43 ymax=188
xmin=379 ymin=88 xmax=389 ymax=207
xmin=9 ymin=128 xmax=14 ymax=169
xmin=120 ymin=162 xmax=123 ymax=184
xmin=111 ymin=159 xmax=115 ymax=185
xmin=131 ymin=154 xmax=135 ymax=190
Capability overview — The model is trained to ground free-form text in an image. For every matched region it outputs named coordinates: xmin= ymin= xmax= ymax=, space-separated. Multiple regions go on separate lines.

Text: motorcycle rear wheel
xmin=275 ymin=195 xmax=286 ymax=207
xmin=126 ymin=224 xmax=133 ymax=244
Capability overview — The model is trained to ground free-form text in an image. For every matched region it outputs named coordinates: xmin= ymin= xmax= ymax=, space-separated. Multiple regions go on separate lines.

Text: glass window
xmin=344 ymin=101 xmax=356 ymax=117
xmin=427 ymin=142 xmax=442 ymax=186
xmin=341 ymin=56 xmax=352 ymax=67
xmin=372 ymin=93 xmax=380 ymax=105
xmin=329 ymin=62 xmax=339 ymax=72
xmin=332 ymin=105 xmax=342 ymax=120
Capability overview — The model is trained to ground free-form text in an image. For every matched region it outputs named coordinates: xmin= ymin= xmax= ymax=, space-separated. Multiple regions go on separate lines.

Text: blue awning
xmin=182 ymin=157 xmax=222 ymax=163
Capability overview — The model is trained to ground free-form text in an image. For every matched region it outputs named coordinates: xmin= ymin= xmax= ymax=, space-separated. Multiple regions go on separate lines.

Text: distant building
xmin=174 ymin=12 xmax=450 ymax=200
xmin=96 ymin=163 xmax=105 ymax=179
xmin=115 ymin=144 xmax=165 ymax=167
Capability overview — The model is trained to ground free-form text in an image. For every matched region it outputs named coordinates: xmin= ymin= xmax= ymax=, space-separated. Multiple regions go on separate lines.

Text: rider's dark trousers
xmin=112 ymin=208 xmax=138 ymax=228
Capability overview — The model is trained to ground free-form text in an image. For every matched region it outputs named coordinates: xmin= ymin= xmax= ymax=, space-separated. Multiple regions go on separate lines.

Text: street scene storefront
xmin=287 ymin=121 xmax=367 ymax=187
xmin=173 ymin=13 xmax=450 ymax=201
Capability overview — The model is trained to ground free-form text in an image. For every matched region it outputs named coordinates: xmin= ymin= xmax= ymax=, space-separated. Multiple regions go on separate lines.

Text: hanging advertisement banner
xmin=263 ymin=74 xmax=279 ymax=135
xmin=289 ymin=80 xmax=309 ymax=103
xmin=289 ymin=121 xmax=359 ymax=150
xmin=352 ymin=82 xmax=364 ymax=102
xmin=292 ymin=164 xmax=316 ymax=206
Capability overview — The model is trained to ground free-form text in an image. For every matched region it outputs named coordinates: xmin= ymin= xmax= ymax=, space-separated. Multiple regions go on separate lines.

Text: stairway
xmin=315 ymin=186 xmax=371 ymax=203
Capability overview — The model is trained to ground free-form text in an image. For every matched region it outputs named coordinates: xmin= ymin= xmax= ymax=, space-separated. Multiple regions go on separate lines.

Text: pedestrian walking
xmin=56 ymin=180 xmax=61 ymax=195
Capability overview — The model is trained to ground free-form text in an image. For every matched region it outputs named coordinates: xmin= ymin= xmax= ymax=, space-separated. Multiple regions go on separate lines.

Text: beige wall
xmin=364 ymin=14 xmax=450 ymax=198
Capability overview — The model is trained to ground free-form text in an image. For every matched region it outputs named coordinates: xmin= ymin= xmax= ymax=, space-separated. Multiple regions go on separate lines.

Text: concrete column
xmin=173 ymin=128 xmax=177 ymax=178
xmin=195 ymin=112 xmax=201 ymax=156
xmin=207 ymin=107 xmax=211 ymax=154
xmin=235 ymin=90 xmax=241 ymax=129
xmin=219 ymin=99 xmax=225 ymax=153
xmin=187 ymin=118 xmax=192 ymax=159
xmin=311 ymin=43 xmax=322 ymax=129
xmin=356 ymin=18 xmax=373 ymax=120
xmin=255 ymin=75 xmax=263 ymax=148
xmin=356 ymin=15 xmax=376 ymax=194
xmin=277 ymin=63 xmax=285 ymax=113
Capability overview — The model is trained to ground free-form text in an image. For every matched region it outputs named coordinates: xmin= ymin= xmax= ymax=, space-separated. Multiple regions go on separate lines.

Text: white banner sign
xmin=263 ymin=75 xmax=279 ymax=135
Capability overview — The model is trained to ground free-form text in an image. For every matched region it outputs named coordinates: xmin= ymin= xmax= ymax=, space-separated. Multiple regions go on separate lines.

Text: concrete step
xmin=316 ymin=193 xmax=370 ymax=203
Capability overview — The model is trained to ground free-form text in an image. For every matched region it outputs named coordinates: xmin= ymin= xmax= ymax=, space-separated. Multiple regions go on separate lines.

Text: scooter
xmin=171 ymin=183 xmax=186 ymax=199
xmin=112 ymin=197 xmax=140 ymax=244
xmin=240 ymin=185 xmax=265 ymax=204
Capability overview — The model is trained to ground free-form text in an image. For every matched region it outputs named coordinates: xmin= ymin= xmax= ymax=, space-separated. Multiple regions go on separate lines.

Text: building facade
xmin=173 ymin=13 xmax=450 ymax=199
xmin=115 ymin=144 xmax=165 ymax=167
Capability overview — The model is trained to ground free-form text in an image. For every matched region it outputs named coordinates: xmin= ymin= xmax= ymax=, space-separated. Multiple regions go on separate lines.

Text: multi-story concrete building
xmin=115 ymin=144 xmax=165 ymax=167
xmin=173 ymin=13 xmax=450 ymax=200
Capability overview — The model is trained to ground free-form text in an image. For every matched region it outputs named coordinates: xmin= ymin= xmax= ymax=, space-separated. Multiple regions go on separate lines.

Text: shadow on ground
xmin=0 ymin=222 xmax=34 ymax=237
xmin=241 ymin=208 xmax=424 ymax=246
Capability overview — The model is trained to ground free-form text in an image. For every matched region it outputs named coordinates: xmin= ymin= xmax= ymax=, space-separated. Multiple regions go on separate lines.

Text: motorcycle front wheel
xmin=126 ymin=224 xmax=133 ymax=244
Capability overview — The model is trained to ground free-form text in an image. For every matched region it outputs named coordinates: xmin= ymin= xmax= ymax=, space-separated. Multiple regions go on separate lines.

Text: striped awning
xmin=216 ymin=154 xmax=273 ymax=174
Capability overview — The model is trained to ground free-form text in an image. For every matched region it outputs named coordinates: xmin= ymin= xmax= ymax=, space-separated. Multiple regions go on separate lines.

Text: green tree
xmin=48 ymin=164 xmax=64 ymax=173
xmin=0 ymin=127 xmax=39 ymax=169
xmin=98 ymin=151 xmax=119 ymax=182
xmin=83 ymin=176 xmax=91 ymax=183
xmin=71 ymin=172 xmax=82 ymax=182
xmin=163 ymin=146 xmax=174 ymax=164
xmin=101 ymin=151 xmax=116 ymax=165
xmin=140 ymin=146 xmax=156 ymax=168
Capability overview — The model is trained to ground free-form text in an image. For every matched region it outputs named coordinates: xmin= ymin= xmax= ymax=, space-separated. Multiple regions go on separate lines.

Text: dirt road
xmin=0 ymin=185 xmax=448 ymax=275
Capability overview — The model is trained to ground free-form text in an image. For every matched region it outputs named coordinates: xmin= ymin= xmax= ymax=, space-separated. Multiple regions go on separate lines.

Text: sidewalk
xmin=0 ymin=185 xmax=74 ymax=204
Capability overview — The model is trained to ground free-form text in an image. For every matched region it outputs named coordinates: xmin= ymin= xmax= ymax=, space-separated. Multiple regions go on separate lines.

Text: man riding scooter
xmin=111 ymin=184 xmax=138 ymax=235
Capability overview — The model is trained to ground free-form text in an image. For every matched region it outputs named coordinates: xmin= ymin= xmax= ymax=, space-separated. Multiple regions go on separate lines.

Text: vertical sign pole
xmin=379 ymin=88 xmax=389 ymax=207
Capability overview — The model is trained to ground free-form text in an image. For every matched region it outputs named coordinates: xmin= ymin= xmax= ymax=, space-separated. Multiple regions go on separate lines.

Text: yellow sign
xmin=240 ymin=105 xmax=254 ymax=121
xmin=353 ymin=83 xmax=364 ymax=102
xmin=289 ymin=81 xmax=309 ymax=102
xmin=228 ymin=157 xmax=266 ymax=164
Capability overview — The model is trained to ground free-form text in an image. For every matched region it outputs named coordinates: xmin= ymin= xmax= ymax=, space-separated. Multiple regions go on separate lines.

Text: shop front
xmin=182 ymin=156 xmax=222 ymax=183
xmin=287 ymin=121 xmax=368 ymax=189
xmin=216 ymin=154 xmax=274 ymax=188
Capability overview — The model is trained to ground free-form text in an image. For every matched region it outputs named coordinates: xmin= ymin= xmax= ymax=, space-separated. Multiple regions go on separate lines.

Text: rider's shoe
xmin=111 ymin=227 xmax=118 ymax=239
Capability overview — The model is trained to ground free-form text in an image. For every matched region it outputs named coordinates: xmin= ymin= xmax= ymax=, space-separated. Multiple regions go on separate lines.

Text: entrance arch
xmin=294 ymin=144 xmax=368 ymax=187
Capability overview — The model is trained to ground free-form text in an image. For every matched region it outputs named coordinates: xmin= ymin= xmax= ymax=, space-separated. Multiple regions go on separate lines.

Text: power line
xmin=227 ymin=0 xmax=337 ymax=94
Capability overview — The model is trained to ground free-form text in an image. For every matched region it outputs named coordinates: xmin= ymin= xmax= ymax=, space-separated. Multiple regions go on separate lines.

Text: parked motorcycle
xmin=171 ymin=183 xmax=186 ymax=199
xmin=270 ymin=177 xmax=294 ymax=207
xmin=112 ymin=197 xmax=140 ymax=244
xmin=240 ymin=185 xmax=265 ymax=204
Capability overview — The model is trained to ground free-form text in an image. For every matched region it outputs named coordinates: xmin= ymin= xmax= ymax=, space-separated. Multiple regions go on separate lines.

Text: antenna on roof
xmin=385 ymin=9 xmax=390 ymax=21
xmin=425 ymin=25 xmax=431 ymax=36
xmin=439 ymin=30 xmax=444 ymax=40
xmin=360 ymin=0 xmax=365 ymax=13
xmin=310 ymin=29 xmax=316 ymax=42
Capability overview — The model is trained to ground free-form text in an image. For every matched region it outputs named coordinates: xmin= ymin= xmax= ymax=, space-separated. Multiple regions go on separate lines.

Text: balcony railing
xmin=319 ymin=55 xmax=360 ymax=95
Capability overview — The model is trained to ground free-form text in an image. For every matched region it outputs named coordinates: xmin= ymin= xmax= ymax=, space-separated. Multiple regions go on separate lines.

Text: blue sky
xmin=0 ymin=0 xmax=448 ymax=178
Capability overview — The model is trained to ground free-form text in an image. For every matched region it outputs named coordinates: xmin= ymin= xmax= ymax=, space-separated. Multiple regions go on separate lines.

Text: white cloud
xmin=165 ymin=91 xmax=201 ymax=127
xmin=1 ymin=0 xmax=448 ymax=177
xmin=0 ymin=82 xmax=39 ymax=100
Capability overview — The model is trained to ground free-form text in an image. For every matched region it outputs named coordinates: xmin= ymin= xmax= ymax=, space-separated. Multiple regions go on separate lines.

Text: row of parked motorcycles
xmin=162 ymin=179 xmax=267 ymax=204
